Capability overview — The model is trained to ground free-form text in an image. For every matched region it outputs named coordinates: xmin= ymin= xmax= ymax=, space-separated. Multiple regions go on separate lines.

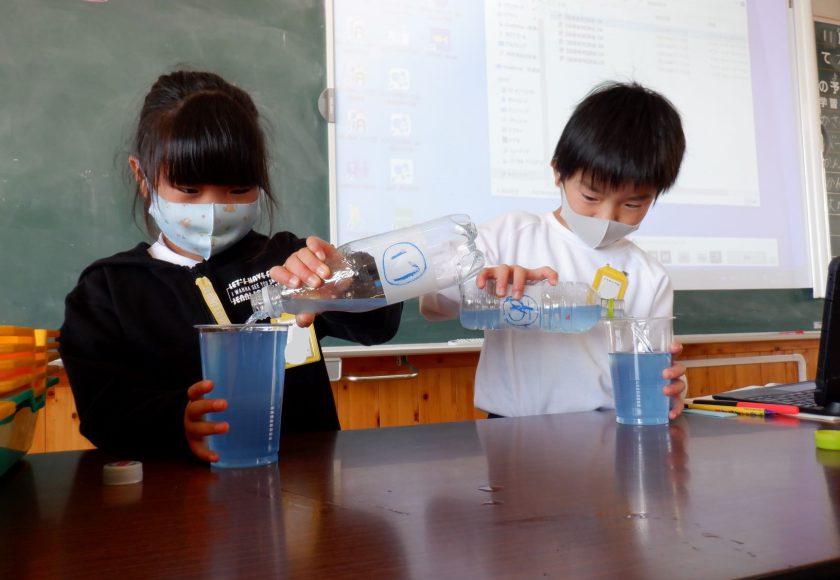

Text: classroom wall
xmin=813 ymin=0 xmax=840 ymax=20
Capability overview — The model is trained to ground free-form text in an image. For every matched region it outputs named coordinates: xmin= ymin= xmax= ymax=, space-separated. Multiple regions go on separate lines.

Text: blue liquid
xmin=541 ymin=304 xmax=601 ymax=333
xmin=278 ymin=297 xmax=389 ymax=314
xmin=460 ymin=309 xmax=502 ymax=330
xmin=609 ymin=352 xmax=671 ymax=425
xmin=460 ymin=303 xmax=601 ymax=332
xmin=199 ymin=329 xmax=288 ymax=468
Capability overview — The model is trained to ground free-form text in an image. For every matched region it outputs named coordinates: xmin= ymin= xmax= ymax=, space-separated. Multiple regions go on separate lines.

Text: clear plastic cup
xmin=603 ymin=317 xmax=673 ymax=425
xmin=195 ymin=323 xmax=291 ymax=468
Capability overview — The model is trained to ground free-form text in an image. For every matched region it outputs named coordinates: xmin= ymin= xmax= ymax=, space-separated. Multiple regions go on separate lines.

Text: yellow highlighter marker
xmin=685 ymin=403 xmax=768 ymax=417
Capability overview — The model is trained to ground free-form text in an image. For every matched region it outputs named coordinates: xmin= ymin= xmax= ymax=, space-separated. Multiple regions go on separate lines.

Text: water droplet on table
xmin=478 ymin=485 xmax=504 ymax=492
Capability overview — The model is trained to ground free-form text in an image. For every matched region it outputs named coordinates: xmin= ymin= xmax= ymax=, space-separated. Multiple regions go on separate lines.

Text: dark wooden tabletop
xmin=3 ymin=412 xmax=840 ymax=579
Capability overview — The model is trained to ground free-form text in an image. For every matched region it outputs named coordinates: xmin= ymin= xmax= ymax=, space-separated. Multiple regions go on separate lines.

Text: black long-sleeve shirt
xmin=59 ymin=231 xmax=402 ymax=458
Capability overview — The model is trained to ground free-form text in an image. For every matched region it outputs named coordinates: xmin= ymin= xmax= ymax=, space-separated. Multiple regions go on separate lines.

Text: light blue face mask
xmin=148 ymin=193 xmax=260 ymax=260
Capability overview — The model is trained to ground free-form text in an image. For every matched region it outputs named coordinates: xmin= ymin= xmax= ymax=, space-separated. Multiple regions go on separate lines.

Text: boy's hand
xmin=269 ymin=236 xmax=335 ymax=327
xmin=476 ymin=265 xmax=559 ymax=300
xmin=184 ymin=380 xmax=229 ymax=463
xmin=664 ymin=342 xmax=687 ymax=419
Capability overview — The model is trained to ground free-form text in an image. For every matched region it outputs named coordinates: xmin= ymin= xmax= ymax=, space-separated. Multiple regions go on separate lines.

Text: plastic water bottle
xmin=459 ymin=278 xmax=601 ymax=333
xmin=250 ymin=214 xmax=485 ymax=317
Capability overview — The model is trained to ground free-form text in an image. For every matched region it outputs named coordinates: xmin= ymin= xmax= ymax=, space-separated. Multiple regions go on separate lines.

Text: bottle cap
xmin=102 ymin=460 xmax=143 ymax=485
xmin=814 ymin=430 xmax=840 ymax=451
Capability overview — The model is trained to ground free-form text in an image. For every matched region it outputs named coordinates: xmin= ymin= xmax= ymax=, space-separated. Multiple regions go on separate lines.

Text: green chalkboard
xmin=0 ymin=0 xmax=328 ymax=329
xmin=671 ymin=289 xmax=824 ymax=335
xmin=0 ymin=0 xmax=827 ymax=341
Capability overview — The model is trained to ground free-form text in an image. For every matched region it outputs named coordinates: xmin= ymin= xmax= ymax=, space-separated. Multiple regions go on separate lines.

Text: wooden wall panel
xmin=679 ymin=339 xmax=820 ymax=398
xmin=332 ymin=339 xmax=822 ymax=428
xmin=333 ymin=354 xmax=487 ymax=430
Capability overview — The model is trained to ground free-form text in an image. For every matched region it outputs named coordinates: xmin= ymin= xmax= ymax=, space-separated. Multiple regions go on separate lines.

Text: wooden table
xmin=3 ymin=412 xmax=840 ymax=579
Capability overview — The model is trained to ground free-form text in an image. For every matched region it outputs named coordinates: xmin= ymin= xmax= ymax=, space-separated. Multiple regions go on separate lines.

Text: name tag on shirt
xmin=272 ymin=314 xmax=321 ymax=369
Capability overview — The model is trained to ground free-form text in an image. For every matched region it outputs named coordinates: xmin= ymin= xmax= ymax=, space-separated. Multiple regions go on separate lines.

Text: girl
xmin=60 ymin=70 xmax=402 ymax=462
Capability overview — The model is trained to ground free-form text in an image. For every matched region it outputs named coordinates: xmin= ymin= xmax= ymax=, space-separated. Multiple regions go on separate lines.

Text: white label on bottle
xmin=373 ymin=230 xmax=438 ymax=303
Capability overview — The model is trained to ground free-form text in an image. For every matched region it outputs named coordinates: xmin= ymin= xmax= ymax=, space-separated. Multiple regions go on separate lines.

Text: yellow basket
xmin=0 ymin=326 xmax=35 ymax=356
xmin=1 ymin=386 xmax=44 ymax=477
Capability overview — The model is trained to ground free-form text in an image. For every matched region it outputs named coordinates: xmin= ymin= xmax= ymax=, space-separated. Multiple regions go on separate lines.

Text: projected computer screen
xmin=330 ymin=0 xmax=812 ymax=290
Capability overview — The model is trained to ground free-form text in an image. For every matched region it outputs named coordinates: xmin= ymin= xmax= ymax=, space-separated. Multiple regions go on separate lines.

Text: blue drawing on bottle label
xmin=502 ymin=294 xmax=539 ymax=327
xmin=382 ymin=242 xmax=427 ymax=286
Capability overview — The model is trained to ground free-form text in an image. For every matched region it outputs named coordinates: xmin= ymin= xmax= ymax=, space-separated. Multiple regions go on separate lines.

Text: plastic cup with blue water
xmin=604 ymin=317 xmax=673 ymax=426
xmin=195 ymin=322 xmax=291 ymax=468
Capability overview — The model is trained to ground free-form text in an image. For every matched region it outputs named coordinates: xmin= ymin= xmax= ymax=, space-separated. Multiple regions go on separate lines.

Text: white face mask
xmin=148 ymin=194 xmax=260 ymax=260
xmin=559 ymin=186 xmax=639 ymax=249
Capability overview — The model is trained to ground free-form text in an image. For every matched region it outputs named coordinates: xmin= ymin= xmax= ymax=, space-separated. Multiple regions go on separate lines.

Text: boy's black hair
xmin=130 ymin=70 xmax=275 ymax=235
xmin=552 ymin=81 xmax=685 ymax=197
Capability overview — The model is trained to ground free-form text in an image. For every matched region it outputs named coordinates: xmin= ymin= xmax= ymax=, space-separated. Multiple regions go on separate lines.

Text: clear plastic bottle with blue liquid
xmin=250 ymin=214 xmax=485 ymax=318
xmin=459 ymin=278 xmax=603 ymax=333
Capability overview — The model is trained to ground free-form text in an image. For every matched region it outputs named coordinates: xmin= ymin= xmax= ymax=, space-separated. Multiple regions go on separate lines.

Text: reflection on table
xmin=2 ymin=412 xmax=839 ymax=578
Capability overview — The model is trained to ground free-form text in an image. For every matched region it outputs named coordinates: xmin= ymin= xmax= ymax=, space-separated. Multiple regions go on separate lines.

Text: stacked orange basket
xmin=0 ymin=326 xmax=59 ymax=477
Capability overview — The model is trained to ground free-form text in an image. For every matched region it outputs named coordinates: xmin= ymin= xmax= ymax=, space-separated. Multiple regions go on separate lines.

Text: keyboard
xmin=740 ymin=391 xmax=818 ymax=409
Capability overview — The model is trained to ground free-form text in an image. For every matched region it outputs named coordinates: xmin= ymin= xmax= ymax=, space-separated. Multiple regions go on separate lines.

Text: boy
xmin=420 ymin=81 xmax=687 ymax=418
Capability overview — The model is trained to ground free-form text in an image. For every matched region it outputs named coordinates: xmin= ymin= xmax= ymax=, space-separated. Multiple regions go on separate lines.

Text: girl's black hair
xmin=130 ymin=70 xmax=275 ymax=234
xmin=552 ymin=81 xmax=686 ymax=197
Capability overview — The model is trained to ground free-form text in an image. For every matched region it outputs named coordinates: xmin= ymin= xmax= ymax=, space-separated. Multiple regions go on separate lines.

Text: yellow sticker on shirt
xmin=272 ymin=314 xmax=321 ymax=369
xmin=592 ymin=265 xmax=628 ymax=300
